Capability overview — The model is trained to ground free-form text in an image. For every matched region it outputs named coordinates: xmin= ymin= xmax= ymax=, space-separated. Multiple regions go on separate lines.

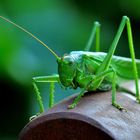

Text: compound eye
xmin=64 ymin=56 xmax=74 ymax=65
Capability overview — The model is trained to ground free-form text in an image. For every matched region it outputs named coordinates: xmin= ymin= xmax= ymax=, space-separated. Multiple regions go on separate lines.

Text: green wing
xmin=111 ymin=55 xmax=140 ymax=79
xmin=92 ymin=52 xmax=140 ymax=79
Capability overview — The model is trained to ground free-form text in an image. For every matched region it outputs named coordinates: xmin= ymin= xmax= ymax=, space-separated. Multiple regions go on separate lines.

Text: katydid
xmin=0 ymin=16 xmax=140 ymax=116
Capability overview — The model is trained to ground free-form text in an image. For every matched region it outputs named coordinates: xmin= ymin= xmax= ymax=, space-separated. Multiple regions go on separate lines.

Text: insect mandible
xmin=0 ymin=16 xmax=140 ymax=117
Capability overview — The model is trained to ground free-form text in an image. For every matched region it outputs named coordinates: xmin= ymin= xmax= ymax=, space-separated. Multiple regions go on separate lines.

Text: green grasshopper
xmin=0 ymin=16 xmax=140 ymax=116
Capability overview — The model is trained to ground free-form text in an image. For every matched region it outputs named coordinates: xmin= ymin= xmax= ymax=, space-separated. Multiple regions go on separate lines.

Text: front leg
xmin=31 ymin=74 xmax=59 ymax=120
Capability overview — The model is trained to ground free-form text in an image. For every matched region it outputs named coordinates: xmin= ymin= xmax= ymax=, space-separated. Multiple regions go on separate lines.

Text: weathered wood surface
xmin=19 ymin=82 xmax=140 ymax=140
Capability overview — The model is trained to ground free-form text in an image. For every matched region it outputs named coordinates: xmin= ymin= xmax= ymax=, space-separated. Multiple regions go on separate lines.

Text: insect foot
xmin=29 ymin=113 xmax=41 ymax=121
xmin=68 ymin=103 xmax=77 ymax=109
xmin=112 ymin=103 xmax=127 ymax=112
xmin=136 ymin=98 xmax=140 ymax=104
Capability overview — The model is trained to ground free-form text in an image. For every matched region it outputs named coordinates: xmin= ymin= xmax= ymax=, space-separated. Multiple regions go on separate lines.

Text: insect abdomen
xmin=111 ymin=56 xmax=140 ymax=79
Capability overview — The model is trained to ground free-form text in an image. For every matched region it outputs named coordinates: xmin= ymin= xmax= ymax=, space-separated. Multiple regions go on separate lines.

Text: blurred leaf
xmin=119 ymin=0 xmax=140 ymax=18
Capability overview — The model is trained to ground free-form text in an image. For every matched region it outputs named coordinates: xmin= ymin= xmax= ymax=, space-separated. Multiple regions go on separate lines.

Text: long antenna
xmin=0 ymin=16 xmax=60 ymax=60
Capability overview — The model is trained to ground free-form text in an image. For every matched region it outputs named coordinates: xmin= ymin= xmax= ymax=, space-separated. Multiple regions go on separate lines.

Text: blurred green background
xmin=0 ymin=0 xmax=140 ymax=139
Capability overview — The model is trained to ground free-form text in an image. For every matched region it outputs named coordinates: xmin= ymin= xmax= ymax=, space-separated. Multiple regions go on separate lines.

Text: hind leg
xmin=84 ymin=21 xmax=100 ymax=52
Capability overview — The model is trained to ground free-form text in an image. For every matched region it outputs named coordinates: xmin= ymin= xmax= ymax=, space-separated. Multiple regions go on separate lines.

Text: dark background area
xmin=0 ymin=0 xmax=140 ymax=139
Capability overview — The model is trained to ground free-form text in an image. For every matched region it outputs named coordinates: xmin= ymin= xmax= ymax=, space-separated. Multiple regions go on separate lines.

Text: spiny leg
xmin=96 ymin=16 xmax=128 ymax=75
xmin=84 ymin=21 xmax=100 ymax=52
xmin=125 ymin=17 xmax=140 ymax=102
xmin=32 ymin=82 xmax=44 ymax=113
xmin=88 ymin=16 xmax=129 ymax=91
xmin=111 ymin=71 xmax=126 ymax=111
xmin=93 ymin=68 xmax=126 ymax=111
xmin=30 ymin=82 xmax=44 ymax=121
xmin=68 ymin=88 xmax=86 ymax=109
xmin=49 ymin=82 xmax=55 ymax=108
xmin=31 ymin=75 xmax=59 ymax=119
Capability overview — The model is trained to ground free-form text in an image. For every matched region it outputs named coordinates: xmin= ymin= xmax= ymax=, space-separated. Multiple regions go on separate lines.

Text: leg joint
xmin=123 ymin=15 xmax=129 ymax=21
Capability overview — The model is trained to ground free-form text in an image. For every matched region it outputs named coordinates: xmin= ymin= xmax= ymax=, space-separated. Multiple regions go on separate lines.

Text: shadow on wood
xmin=19 ymin=82 xmax=140 ymax=140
